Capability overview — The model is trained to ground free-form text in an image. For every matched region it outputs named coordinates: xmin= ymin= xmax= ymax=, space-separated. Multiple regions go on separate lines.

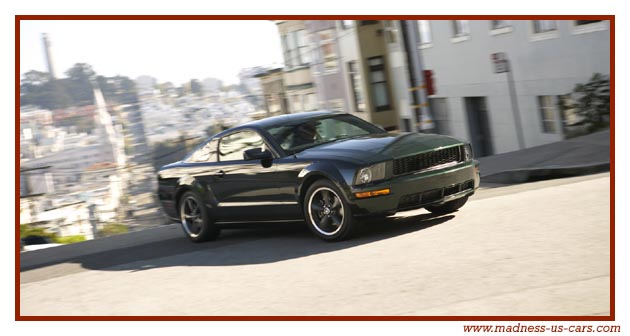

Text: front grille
xmin=397 ymin=179 xmax=474 ymax=210
xmin=393 ymin=145 xmax=464 ymax=175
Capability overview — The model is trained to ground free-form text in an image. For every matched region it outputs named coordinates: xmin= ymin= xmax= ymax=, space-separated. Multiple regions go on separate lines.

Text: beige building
xmin=255 ymin=67 xmax=289 ymax=116
xmin=337 ymin=20 xmax=401 ymax=130
xmin=276 ymin=20 xmax=403 ymax=130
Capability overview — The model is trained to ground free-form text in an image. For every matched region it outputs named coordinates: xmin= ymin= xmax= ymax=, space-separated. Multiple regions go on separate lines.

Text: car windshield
xmin=264 ymin=114 xmax=386 ymax=154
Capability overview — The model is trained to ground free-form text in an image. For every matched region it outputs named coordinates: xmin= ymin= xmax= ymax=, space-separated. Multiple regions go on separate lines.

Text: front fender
xmin=297 ymin=160 xmax=357 ymax=203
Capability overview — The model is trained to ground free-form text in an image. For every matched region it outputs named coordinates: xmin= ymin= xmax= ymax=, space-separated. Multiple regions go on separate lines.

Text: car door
xmin=211 ymin=129 xmax=298 ymax=222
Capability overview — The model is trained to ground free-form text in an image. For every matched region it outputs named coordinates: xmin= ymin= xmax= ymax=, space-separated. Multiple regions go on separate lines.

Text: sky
xmin=19 ymin=20 xmax=284 ymax=85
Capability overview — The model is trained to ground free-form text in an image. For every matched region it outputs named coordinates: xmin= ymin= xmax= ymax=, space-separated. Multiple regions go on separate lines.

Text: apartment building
xmin=255 ymin=67 xmax=289 ymax=116
xmin=274 ymin=20 xmax=609 ymax=155
xmin=274 ymin=20 xmax=318 ymax=113
xmin=304 ymin=20 xmax=348 ymax=113
xmin=277 ymin=20 xmax=406 ymax=130
xmin=332 ymin=20 xmax=402 ymax=130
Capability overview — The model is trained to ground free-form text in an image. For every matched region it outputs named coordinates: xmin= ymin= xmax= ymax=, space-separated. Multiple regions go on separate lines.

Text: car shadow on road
xmin=22 ymin=212 xmax=455 ymax=273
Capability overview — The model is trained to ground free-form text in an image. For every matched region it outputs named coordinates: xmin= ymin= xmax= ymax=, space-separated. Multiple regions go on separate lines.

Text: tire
xmin=179 ymin=191 xmax=220 ymax=242
xmin=425 ymin=196 xmax=469 ymax=215
xmin=303 ymin=179 xmax=357 ymax=242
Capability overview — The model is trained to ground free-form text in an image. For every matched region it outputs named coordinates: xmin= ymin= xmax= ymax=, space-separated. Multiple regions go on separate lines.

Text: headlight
xmin=354 ymin=162 xmax=387 ymax=185
xmin=464 ymin=144 xmax=473 ymax=161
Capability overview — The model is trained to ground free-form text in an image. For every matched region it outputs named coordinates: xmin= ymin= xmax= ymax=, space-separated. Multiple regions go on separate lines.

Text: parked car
xmin=157 ymin=111 xmax=480 ymax=242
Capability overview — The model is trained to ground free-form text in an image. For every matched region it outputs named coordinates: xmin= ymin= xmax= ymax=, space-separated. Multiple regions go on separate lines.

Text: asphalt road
xmin=19 ymin=173 xmax=611 ymax=316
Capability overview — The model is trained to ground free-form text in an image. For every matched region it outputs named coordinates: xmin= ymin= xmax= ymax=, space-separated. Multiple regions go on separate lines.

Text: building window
xmin=532 ymin=20 xmax=557 ymax=34
xmin=537 ymin=96 xmax=558 ymax=133
xmin=417 ymin=20 xmax=432 ymax=45
xmin=571 ymin=20 xmax=606 ymax=34
xmin=490 ymin=20 xmax=510 ymax=30
xmin=291 ymin=95 xmax=303 ymax=113
xmin=267 ymin=94 xmax=279 ymax=114
xmin=304 ymin=93 xmax=317 ymax=111
xmin=383 ymin=20 xmax=398 ymax=44
xmin=318 ymin=30 xmax=337 ymax=73
xmin=576 ymin=20 xmax=602 ymax=25
xmin=368 ymin=56 xmax=391 ymax=112
xmin=452 ymin=20 xmax=470 ymax=37
xmin=282 ymin=30 xmax=310 ymax=69
xmin=360 ymin=20 xmax=379 ymax=26
xmin=296 ymin=30 xmax=311 ymax=64
xmin=341 ymin=20 xmax=354 ymax=29
xmin=282 ymin=35 xmax=293 ymax=68
xmin=490 ymin=20 xmax=512 ymax=35
xmin=348 ymin=61 xmax=365 ymax=112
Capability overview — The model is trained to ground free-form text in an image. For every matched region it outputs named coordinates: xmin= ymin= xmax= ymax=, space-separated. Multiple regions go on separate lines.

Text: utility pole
xmin=400 ymin=20 xmax=434 ymax=132
xmin=492 ymin=52 xmax=525 ymax=149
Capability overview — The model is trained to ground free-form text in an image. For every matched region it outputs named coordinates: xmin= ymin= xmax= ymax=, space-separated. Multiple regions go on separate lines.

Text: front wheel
xmin=179 ymin=191 xmax=220 ymax=242
xmin=304 ymin=180 xmax=358 ymax=242
xmin=425 ymin=196 xmax=469 ymax=215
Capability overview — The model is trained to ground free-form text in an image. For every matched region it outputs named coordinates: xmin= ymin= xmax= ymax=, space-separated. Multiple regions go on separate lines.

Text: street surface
xmin=20 ymin=173 xmax=610 ymax=316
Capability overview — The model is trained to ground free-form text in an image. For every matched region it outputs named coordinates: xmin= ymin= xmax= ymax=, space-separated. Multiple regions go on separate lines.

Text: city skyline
xmin=19 ymin=20 xmax=284 ymax=86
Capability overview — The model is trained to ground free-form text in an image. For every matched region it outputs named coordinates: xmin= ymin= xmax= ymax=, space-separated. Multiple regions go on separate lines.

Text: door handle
xmin=214 ymin=170 xmax=226 ymax=178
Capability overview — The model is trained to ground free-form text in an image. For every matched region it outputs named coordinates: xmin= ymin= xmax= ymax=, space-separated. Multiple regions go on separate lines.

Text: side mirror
xmin=243 ymin=147 xmax=273 ymax=161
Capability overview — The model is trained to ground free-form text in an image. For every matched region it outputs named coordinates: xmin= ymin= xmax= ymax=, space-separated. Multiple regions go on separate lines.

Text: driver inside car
xmin=290 ymin=122 xmax=320 ymax=148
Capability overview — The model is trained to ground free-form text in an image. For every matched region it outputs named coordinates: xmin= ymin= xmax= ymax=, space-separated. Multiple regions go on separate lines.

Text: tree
xmin=65 ymin=63 xmax=95 ymax=81
xmin=96 ymin=75 xmax=139 ymax=105
xmin=20 ymin=63 xmax=137 ymax=110
xmin=20 ymin=71 xmax=51 ymax=107
xmin=571 ymin=73 xmax=610 ymax=131
xmin=20 ymin=70 xmax=71 ymax=109
xmin=64 ymin=63 xmax=96 ymax=106
xmin=21 ymin=70 xmax=50 ymax=87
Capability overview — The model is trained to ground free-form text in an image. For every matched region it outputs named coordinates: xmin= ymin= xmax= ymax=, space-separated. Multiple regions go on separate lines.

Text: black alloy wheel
xmin=179 ymin=191 xmax=219 ymax=242
xmin=304 ymin=179 xmax=357 ymax=241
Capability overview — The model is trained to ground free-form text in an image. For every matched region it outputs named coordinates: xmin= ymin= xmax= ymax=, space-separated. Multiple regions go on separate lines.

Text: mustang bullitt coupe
xmin=158 ymin=111 xmax=480 ymax=242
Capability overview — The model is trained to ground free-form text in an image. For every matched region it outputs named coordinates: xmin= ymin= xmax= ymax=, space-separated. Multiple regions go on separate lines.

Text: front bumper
xmin=347 ymin=160 xmax=480 ymax=217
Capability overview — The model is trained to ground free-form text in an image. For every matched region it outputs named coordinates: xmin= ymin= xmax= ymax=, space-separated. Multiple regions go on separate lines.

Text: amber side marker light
xmin=355 ymin=188 xmax=391 ymax=199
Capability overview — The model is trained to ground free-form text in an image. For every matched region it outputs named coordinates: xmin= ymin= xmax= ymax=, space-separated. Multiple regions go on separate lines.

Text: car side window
xmin=187 ymin=139 xmax=218 ymax=163
xmin=218 ymin=130 xmax=266 ymax=162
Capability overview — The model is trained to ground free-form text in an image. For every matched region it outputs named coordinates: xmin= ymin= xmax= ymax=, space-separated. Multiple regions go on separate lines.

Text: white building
xmin=202 ymin=77 xmax=223 ymax=95
xmin=136 ymin=75 xmax=158 ymax=96
xmin=417 ymin=19 xmax=610 ymax=156
xmin=22 ymin=131 xmax=115 ymax=187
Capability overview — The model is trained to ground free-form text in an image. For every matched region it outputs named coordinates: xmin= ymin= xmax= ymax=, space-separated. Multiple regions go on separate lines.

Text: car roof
xmin=240 ymin=110 xmax=337 ymax=129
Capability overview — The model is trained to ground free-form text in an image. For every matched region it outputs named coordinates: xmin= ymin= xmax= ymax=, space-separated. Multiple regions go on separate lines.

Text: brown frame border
xmin=15 ymin=14 xmax=615 ymax=321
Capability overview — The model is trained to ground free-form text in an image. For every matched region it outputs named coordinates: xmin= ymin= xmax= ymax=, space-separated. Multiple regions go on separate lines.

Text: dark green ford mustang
xmin=157 ymin=111 xmax=480 ymax=242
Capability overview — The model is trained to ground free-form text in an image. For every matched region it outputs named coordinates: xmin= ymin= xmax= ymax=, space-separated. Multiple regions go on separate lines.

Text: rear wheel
xmin=304 ymin=180 xmax=357 ymax=242
xmin=425 ymin=196 xmax=469 ymax=215
xmin=179 ymin=191 xmax=220 ymax=242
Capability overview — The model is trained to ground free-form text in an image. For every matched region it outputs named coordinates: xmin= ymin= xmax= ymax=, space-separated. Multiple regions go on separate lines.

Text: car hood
xmin=297 ymin=132 xmax=464 ymax=165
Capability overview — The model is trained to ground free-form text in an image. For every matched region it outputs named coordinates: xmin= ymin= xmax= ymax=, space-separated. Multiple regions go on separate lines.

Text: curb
xmin=480 ymin=162 xmax=610 ymax=184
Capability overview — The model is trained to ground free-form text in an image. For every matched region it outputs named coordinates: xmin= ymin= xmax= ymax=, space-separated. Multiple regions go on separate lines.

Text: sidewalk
xmin=478 ymin=130 xmax=610 ymax=184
